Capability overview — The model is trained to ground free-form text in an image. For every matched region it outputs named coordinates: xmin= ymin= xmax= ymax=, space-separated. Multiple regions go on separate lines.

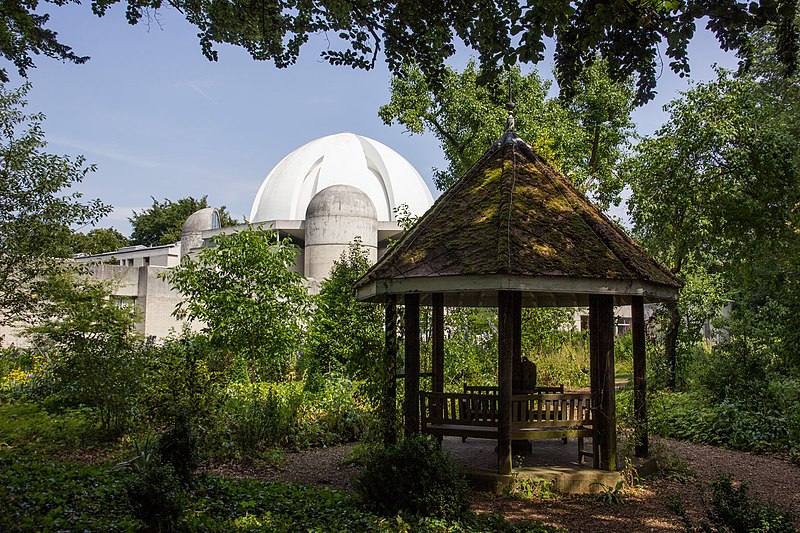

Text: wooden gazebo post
xmin=404 ymin=293 xmax=421 ymax=438
xmin=497 ymin=291 xmax=515 ymax=475
xmin=432 ymin=293 xmax=445 ymax=396
xmin=383 ymin=295 xmax=398 ymax=445
xmin=590 ymin=294 xmax=617 ymax=471
xmin=632 ymin=295 xmax=648 ymax=457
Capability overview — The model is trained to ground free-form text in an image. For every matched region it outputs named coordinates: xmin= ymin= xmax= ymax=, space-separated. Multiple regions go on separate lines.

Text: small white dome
xmin=306 ymin=185 xmax=377 ymax=219
xmin=250 ymin=133 xmax=433 ymax=223
xmin=182 ymin=207 xmax=219 ymax=234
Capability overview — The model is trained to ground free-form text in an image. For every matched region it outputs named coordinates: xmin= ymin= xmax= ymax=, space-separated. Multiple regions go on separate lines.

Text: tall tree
xmin=622 ymin=68 xmax=800 ymax=387
xmin=3 ymin=1 xmax=798 ymax=104
xmin=71 ymin=227 xmax=129 ymax=255
xmin=129 ymin=196 xmax=238 ymax=247
xmin=164 ymin=226 xmax=308 ymax=382
xmin=0 ymin=83 xmax=109 ymax=326
xmin=380 ymin=62 xmax=634 ymax=206
xmin=303 ymin=240 xmax=383 ymax=397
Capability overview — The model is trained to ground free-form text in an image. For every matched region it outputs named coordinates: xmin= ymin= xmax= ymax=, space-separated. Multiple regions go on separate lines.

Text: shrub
xmin=225 ymin=375 xmax=370 ymax=454
xmin=647 ymin=386 xmax=800 ymax=455
xmin=24 ymin=270 xmax=145 ymax=437
xmin=0 ymin=399 xmax=95 ymax=454
xmin=707 ymin=474 xmax=796 ymax=532
xmin=155 ymin=410 xmax=200 ymax=486
xmin=142 ymin=332 xmax=225 ymax=431
xmin=356 ymin=435 xmax=471 ymax=520
xmin=227 ymin=386 xmax=293 ymax=455
xmin=125 ymin=460 xmax=185 ymax=531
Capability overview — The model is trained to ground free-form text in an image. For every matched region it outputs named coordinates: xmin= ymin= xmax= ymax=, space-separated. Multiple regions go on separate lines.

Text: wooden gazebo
xmin=354 ymin=120 xmax=681 ymax=475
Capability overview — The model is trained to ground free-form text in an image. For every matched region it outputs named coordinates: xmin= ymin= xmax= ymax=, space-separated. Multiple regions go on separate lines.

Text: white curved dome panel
xmin=250 ymin=133 xmax=433 ymax=223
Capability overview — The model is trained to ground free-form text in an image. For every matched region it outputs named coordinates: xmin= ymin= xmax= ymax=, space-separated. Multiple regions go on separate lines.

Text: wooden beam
xmin=404 ymin=293 xmax=421 ymax=438
xmin=511 ymin=291 xmax=523 ymax=391
xmin=383 ymin=295 xmax=398 ymax=445
xmin=497 ymin=291 xmax=515 ymax=475
xmin=632 ymin=295 xmax=648 ymax=458
xmin=588 ymin=295 xmax=601 ymax=469
xmin=432 ymin=293 xmax=445 ymax=395
xmin=593 ymin=294 xmax=617 ymax=471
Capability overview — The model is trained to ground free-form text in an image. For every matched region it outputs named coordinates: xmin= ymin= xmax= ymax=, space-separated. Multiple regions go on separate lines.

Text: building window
xmin=112 ymin=296 xmax=136 ymax=309
xmin=616 ymin=317 xmax=632 ymax=336
xmin=143 ymin=256 xmax=150 ymax=266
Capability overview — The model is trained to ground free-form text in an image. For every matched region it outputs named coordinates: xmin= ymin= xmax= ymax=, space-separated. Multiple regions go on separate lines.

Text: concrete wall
xmin=86 ymin=264 xmax=193 ymax=340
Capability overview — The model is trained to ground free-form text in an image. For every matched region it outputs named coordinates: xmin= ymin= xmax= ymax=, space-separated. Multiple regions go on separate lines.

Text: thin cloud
xmin=177 ymin=80 xmax=218 ymax=104
xmin=51 ymin=137 xmax=163 ymax=169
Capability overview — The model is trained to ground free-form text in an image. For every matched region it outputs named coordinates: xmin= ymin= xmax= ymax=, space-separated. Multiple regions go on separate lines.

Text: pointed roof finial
xmin=506 ymin=74 xmax=516 ymax=131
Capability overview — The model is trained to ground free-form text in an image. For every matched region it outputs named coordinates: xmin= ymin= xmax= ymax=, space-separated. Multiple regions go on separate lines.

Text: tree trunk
xmin=664 ymin=300 xmax=680 ymax=390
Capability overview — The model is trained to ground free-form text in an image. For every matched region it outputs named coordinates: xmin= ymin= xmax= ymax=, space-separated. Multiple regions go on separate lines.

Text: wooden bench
xmin=461 ymin=384 xmax=567 ymax=443
xmin=421 ymin=391 xmax=594 ymax=464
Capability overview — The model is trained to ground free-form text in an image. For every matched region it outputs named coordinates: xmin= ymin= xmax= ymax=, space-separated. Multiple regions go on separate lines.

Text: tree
xmin=0 ymin=83 xmax=109 ymax=326
xmin=380 ymin=61 xmax=633 ymax=205
xmin=27 ymin=267 xmax=144 ymax=435
xmin=0 ymin=0 xmax=88 ymax=82
xmin=129 ymin=196 xmax=238 ymax=247
xmin=303 ymin=239 xmax=383 ymax=396
xmin=3 ymin=1 xmax=798 ymax=104
xmin=71 ymin=227 xmax=129 ymax=254
xmin=621 ymin=68 xmax=800 ymax=387
xmin=164 ymin=226 xmax=308 ymax=382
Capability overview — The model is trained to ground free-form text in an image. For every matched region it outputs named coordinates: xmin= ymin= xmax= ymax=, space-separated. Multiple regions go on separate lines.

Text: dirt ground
xmin=205 ymin=438 xmax=800 ymax=532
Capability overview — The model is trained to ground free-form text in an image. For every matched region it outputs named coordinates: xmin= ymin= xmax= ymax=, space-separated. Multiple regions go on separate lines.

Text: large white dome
xmin=250 ymin=133 xmax=434 ymax=222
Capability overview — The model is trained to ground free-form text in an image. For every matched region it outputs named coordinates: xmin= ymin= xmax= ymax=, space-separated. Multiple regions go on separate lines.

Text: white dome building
xmin=235 ymin=132 xmax=434 ymax=282
xmin=250 ymin=132 xmax=433 ymax=223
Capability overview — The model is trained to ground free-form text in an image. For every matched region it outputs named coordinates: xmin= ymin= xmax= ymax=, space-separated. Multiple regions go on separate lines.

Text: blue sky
xmin=15 ymin=6 xmax=738 ymax=235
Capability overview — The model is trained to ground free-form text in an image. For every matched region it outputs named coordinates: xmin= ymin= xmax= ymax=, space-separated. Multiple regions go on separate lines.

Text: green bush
xmin=125 ymin=460 xmax=186 ymax=531
xmin=24 ymin=271 xmax=145 ymax=437
xmin=0 ymin=399 xmax=96 ymax=455
xmin=227 ymin=386 xmax=292 ymax=455
xmin=647 ymin=390 xmax=796 ymax=454
xmin=356 ymin=435 xmax=471 ymax=520
xmin=155 ymin=410 xmax=200 ymax=486
xmin=223 ymin=375 xmax=369 ymax=455
xmin=142 ymin=332 xmax=226 ymax=432
xmin=707 ymin=474 xmax=795 ymax=532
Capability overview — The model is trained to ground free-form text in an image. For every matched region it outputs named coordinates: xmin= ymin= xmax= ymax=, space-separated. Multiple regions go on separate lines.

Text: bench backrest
xmin=421 ymin=392 xmax=592 ymax=429
xmin=463 ymin=384 xmax=565 ymax=395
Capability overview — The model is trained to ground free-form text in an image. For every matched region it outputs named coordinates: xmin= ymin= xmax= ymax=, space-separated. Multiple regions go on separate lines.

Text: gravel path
xmin=206 ymin=438 xmax=800 ymax=532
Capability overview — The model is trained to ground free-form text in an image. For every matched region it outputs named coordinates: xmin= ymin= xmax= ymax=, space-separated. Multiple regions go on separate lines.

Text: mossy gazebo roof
xmin=355 ymin=129 xmax=682 ymax=307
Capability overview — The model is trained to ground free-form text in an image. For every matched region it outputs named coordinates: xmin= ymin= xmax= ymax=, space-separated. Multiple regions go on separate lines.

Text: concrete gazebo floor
xmin=442 ymin=436 xmax=655 ymax=495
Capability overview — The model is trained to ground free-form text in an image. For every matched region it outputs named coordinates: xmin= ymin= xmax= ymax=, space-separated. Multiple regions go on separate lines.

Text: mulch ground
xmin=204 ymin=438 xmax=800 ymax=532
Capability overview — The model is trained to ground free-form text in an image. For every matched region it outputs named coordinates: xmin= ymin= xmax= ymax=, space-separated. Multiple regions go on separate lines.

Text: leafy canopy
xmin=380 ymin=62 xmax=633 ymax=206
xmin=0 ymin=83 xmax=109 ymax=326
xmin=129 ymin=196 xmax=237 ymax=247
xmin=71 ymin=227 xmax=129 ymax=254
xmin=3 ymin=0 xmax=798 ymax=104
xmin=622 ymin=61 xmax=800 ymax=383
xmin=164 ymin=226 xmax=308 ymax=382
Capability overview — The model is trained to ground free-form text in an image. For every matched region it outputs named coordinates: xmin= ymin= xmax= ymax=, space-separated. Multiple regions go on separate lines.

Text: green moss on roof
xmin=357 ymin=131 xmax=682 ymax=289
